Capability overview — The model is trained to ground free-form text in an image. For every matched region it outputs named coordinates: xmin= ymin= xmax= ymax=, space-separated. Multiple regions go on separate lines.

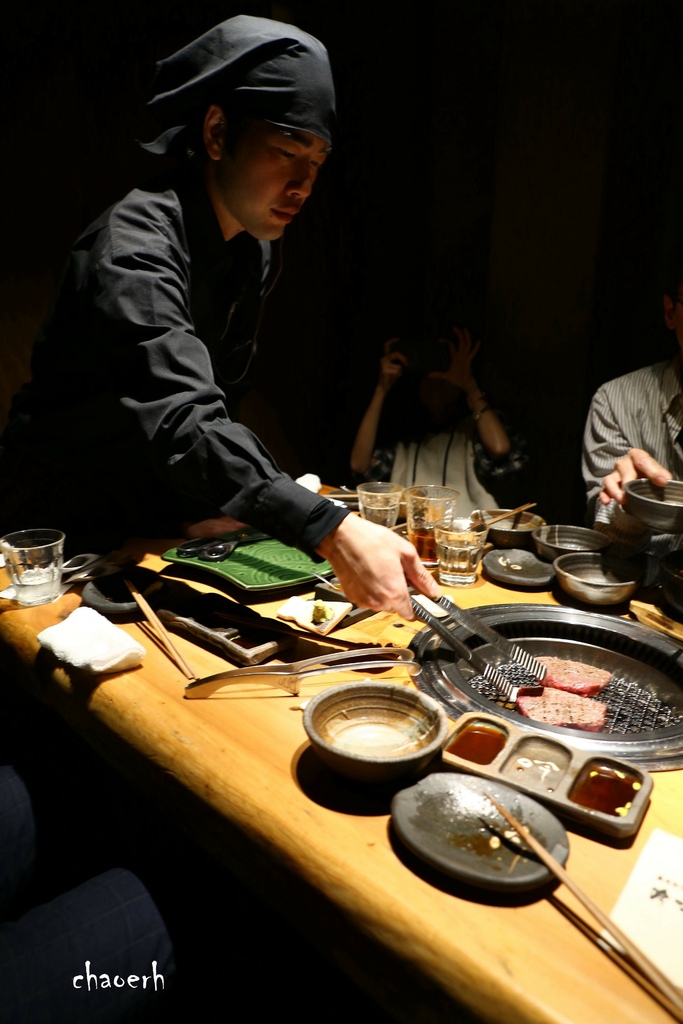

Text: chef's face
xmin=204 ymin=109 xmax=330 ymax=241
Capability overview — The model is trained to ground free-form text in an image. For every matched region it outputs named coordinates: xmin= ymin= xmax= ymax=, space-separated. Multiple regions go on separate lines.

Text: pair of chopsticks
xmin=124 ymin=579 xmax=198 ymax=681
xmin=484 ymin=501 xmax=536 ymax=528
xmin=485 ymin=794 xmax=683 ymax=1022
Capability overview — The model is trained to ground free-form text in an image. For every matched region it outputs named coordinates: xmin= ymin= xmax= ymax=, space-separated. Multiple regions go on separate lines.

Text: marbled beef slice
xmin=516 ymin=689 xmax=607 ymax=732
xmin=537 ymin=656 xmax=611 ymax=697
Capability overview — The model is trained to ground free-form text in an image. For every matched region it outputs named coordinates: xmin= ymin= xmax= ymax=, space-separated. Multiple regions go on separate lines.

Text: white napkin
xmin=296 ymin=472 xmax=322 ymax=492
xmin=295 ymin=473 xmax=346 ymax=508
xmin=37 ymin=606 xmax=145 ymax=674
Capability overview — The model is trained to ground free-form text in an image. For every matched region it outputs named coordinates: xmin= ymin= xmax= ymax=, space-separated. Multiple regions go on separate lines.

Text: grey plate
xmin=393 ymin=774 xmax=569 ymax=888
xmin=482 ymin=548 xmax=555 ymax=587
xmin=391 ymin=773 xmax=568 ymax=892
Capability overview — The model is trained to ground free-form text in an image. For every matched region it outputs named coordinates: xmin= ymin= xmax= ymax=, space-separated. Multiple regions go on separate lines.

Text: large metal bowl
xmin=532 ymin=524 xmax=610 ymax=561
xmin=553 ymin=552 xmax=644 ymax=605
xmin=624 ymin=479 xmax=683 ymax=533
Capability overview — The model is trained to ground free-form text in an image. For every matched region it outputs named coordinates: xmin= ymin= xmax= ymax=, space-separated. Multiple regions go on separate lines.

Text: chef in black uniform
xmin=0 ymin=15 xmax=436 ymax=617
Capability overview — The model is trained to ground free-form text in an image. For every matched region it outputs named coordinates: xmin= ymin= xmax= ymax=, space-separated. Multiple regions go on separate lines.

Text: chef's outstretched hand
xmin=599 ymin=447 xmax=671 ymax=506
xmin=316 ymin=513 xmax=441 ymax=620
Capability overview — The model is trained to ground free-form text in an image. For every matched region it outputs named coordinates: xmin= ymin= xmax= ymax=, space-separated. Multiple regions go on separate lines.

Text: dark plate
xmin=81 ymin=566 xmax=173 ymax=615
xmin=391 ymin=772 xmax=568 ymax=892
xmin=482 ymin=548 xmax=555 ymax=587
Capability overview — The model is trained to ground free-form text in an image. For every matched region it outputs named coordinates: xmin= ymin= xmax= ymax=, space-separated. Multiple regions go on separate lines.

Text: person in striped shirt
xmin=582 ymin=258 xmax=683 ymax=580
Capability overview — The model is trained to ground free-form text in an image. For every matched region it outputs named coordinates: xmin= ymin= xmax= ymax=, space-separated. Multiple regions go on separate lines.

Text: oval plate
xmin=483 ymin=548 xmax=555 ymax=587
xmin=392 ymin=773 xmax=568 ymax=892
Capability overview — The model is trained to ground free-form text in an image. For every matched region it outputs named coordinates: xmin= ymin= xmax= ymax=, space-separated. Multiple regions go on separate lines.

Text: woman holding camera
xmin=349 ymin=328 xmax=527 ymax=515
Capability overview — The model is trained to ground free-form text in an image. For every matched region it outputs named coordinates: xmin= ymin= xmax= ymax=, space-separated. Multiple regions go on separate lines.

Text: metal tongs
xmin=184 ymin=647 xmax=419 ymax=698
xmin=411 ymin=595 xmax=546 ymax=702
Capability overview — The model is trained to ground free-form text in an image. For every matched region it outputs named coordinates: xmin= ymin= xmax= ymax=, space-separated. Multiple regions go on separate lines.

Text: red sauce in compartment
xmin=447 ymin=722 xmax=507 ymax=765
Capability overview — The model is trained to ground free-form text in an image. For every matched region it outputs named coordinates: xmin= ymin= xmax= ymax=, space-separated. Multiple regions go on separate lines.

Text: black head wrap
xmin=142 ymin=14 xmax=335 ymax=156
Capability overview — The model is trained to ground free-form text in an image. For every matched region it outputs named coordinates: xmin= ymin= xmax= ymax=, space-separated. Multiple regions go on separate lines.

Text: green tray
xmin=162 ymin=536 xmax=333 ymax=592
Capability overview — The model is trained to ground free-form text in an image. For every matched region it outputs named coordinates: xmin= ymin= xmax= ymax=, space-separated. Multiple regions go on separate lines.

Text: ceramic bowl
xmin=533 ymin=524 xmax=610 ymax=561
xmin=553 ymin=552 xmax=644 ymax=605
xmin=659 ymin=549 xmax=683 ymax=617
xmin=624 ymin=479 xmax=683 ymax=533
xmin=482 ymin=510 xmax=546 ymax=550
xmin=302 ymin=682 xmax=449 ymax=783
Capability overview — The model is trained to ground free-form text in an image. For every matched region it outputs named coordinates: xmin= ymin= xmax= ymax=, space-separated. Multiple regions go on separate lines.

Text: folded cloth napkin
xmin=296 ymin=472 xmax=322 ymax=492
xmin=37 ymin=607 xmax=145 ymax=673
xmin=295 ymin=473 xmax=346 ymax=507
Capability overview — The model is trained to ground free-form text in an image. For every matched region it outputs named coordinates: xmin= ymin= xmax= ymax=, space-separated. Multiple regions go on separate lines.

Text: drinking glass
xmin=404 ymin=485 xmax=459 ymax=566
xmin=356 ymin=482 xmax=404 ymax=528
xmin=434 ymin=510 xmax=489 ymax=585
xmin=0 ymin=528 xmax=65 ymax=606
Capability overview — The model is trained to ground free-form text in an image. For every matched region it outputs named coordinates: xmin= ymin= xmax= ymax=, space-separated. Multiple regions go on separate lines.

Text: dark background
xmin=2 ymin=0 xmax=683 ymax=524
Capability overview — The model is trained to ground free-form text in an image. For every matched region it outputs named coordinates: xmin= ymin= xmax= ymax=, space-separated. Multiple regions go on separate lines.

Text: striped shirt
xmin=582 ymin=356 xmax=683 ymax=580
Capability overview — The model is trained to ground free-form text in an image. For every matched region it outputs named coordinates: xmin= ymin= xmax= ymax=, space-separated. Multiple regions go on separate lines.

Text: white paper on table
xmin=278 ymin=595 xmax=352 ymax=636
xmin=609 ymin=828 xmax=683 ymax=989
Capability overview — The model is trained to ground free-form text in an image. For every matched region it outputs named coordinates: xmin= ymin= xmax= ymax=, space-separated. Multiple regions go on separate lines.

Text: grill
xmin=411 ymin=604 xmax=683 ymax=770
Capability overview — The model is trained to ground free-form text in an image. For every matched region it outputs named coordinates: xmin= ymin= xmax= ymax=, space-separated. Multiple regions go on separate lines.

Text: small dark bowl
xmin=554 ymin=552 xmax=644 ymax=605
xmin=533 ymin=524 xmax=610 ymax=561
xmin=659 ymin=549 xmax=683 ymax=618
xmin=625 ymin=479 xmax=683 ymax=534
xmin=302 ymin=682 xmax=449 ymax=783
xmin=482 ymin=510 xmax=545 ymax=550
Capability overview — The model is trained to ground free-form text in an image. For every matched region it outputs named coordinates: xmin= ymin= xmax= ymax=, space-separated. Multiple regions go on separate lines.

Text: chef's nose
xmin=286 ymin=162 xmax=315 ymax=199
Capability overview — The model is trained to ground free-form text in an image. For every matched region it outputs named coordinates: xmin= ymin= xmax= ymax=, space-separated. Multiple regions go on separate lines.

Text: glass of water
xmin=0 ymin=528 xmax=65 ymax=606
xmin=434 ymin=511 xmax=489 ymax=585
xmin=356 ymin=482 xmax=404 ymax=527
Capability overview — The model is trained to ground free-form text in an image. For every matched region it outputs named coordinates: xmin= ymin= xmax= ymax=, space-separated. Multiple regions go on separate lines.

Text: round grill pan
xmin=411 ymin=604 xmax=683 ymax=770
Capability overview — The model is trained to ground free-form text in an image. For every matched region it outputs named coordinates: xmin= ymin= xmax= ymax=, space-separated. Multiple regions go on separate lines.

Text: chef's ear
xmin=203 ymin=105 xmax=227 ymax=161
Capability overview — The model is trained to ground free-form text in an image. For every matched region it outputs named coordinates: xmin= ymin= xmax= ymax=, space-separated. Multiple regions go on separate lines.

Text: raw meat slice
xmin=537 ymin=656 xmax=611 ymax=697
xmin=516 ymin=689 xmax=607 ymax=732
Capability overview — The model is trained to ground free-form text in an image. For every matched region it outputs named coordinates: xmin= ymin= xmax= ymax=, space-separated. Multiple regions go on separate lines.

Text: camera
xmin=395 ymin=339 xmax=450 ymax=374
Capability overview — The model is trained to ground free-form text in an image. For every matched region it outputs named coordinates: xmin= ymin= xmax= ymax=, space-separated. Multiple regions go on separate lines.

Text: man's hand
xmin=599 ymin=447 xmax=672 ymax=506
xmin=316 ymin=514 xmax=441 ymax=620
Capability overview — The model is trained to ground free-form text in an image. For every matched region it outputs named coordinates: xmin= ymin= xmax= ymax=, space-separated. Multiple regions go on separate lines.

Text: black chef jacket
xmin=0 ymin=166 xmax=346 ymax=554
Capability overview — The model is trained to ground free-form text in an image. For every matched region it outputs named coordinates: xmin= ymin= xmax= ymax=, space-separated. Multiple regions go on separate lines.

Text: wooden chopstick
xmin=484 ymin=794 xmax=683 ymax=1021
xmin=549 ymin=895 xmax=683 ymax=1022
xmin=124 ymin=578 xmax=197 ymax=681
xmin=484 ymin=502 xmax=537 ymax=528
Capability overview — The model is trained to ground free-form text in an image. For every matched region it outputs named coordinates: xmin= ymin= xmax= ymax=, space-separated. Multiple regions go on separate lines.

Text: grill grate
xmin=412 ymin=603 xmax=683 ymax=769
xmin=601 ymin=677 xmax=681 ymax=733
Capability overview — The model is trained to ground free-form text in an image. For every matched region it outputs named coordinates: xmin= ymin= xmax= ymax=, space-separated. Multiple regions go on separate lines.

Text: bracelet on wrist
xmin=472 ymin=404 xmax=492 ymax=422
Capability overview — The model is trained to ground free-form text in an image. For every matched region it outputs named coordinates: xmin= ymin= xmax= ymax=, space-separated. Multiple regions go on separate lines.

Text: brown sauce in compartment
xmin=569 ymin=762 xmax=642 ymax=816
xmin=447 ymin=722 xmax=507 ymax=765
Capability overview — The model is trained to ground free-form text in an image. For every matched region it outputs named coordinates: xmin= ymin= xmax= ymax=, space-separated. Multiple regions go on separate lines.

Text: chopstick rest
xmin=37 ymin=606 xmax=146 ymax=673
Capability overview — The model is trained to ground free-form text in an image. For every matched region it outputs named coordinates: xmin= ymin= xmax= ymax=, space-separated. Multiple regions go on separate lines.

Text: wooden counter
xmin=1 ymin=539 xmax=682 ymax=1024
